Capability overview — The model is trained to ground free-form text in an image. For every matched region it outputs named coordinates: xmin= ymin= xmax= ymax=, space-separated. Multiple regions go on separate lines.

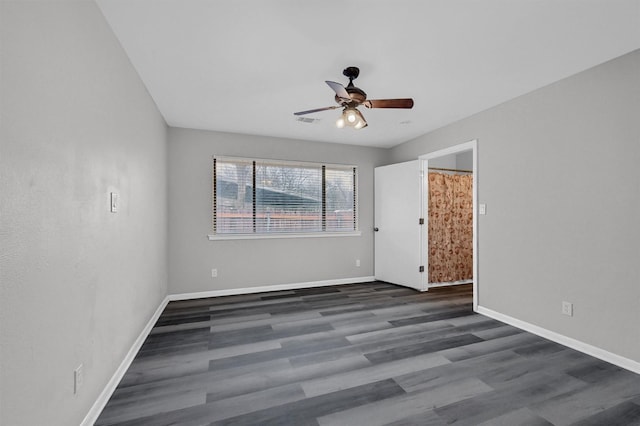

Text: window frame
xmin=208 ymin=156 xmax=361 ymax=240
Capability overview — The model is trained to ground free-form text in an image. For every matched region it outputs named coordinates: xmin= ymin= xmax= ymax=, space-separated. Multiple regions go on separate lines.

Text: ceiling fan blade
xmin=364 ymin=98 xmax=414 ymax=109
xmin=325 ymin=81 xmax=351 ymax=101
xmin=293 ymin=105 xmax=341 ymax=116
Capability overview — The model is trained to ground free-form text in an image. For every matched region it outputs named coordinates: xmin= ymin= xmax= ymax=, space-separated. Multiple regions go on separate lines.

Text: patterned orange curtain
xmin=428 ymin=172 xmax=473 ymax=283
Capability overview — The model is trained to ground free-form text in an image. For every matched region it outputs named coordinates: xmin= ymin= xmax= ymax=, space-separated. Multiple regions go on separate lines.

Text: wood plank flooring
xmin=95 ymin=282 xmax=640 ymax=425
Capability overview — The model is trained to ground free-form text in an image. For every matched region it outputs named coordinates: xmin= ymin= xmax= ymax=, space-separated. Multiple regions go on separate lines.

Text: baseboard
xmin=169 ymin=276 xmax=377 ymax=301
xmin=428 ymin=279 xmax=473 ymax=288
xmin=80 ymin=295 xmax=170 ymax=426
xmin=477 ymin=306 xmax=640 ymax=375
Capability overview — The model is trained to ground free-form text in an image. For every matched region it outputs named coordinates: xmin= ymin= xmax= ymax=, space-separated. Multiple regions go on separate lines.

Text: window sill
xmin=207 ymin=231 xmax=362 ymax=241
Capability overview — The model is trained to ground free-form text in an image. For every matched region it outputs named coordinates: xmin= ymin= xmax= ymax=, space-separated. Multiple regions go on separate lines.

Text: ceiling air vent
xmin=295 ymin=116 xmax=320 ymax=124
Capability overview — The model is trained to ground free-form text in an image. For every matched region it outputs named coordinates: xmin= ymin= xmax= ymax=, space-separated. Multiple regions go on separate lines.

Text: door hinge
xmin=419 ymin=218 xmax=424 ymax=225
xmin=419 ymin=265 xmax=425 ymax=272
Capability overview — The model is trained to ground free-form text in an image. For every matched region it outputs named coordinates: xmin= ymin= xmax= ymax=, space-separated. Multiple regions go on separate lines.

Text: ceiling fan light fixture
xmin=345 ymin=108 xmax=357 ymax=123
xmin=352 ymin=108 xmax=367 ymax=129
xmin=337 ymin=107 xmax=367 ymax=129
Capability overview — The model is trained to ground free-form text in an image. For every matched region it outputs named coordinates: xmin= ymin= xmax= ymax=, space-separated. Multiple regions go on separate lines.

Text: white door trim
xmin=419 ymin=139 xmax=479 ymax=311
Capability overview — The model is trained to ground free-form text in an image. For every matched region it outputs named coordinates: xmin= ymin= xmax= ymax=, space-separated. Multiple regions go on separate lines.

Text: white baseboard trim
xmin=80 ymin=295 xmax=170 ymax=426
xmin=428 ymin=279 xmax=473 ymax=289
xmin=169 ymin=276 xmax=377 ymax=301
xmin=477 ymin=306 xmax=640 ymax=375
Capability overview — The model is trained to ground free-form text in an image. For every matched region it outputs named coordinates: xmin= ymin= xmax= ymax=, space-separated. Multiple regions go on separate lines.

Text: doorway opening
xmin=420 ymin=140 xmax=478 ymax=310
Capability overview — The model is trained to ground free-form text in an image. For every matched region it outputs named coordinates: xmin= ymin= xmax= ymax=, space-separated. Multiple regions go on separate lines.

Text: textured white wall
xmin=389 ymin=50 xmax=640 ymax=363
xmin=168 ymin=128 xmax=387 ymax=294
xmin=0 ymin=2 xmax=168 ymax=425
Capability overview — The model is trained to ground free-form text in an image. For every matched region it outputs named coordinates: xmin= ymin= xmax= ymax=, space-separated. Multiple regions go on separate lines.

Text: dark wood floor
xmin=96 ymin=282 xmax=640 ymax=426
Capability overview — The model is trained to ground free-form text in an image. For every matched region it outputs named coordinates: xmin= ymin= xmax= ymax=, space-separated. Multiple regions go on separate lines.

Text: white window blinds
xmin=213 ymin=157 xmax=357 ymax=235
xmin=325 ymin=166 xmax=357 ymax=232
xmin=214 ymin=158 xmax=254 ymax=234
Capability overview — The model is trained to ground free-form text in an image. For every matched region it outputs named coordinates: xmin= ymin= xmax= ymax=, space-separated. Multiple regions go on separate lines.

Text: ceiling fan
xmin=293 ymin=66 xmax=414 ymax=129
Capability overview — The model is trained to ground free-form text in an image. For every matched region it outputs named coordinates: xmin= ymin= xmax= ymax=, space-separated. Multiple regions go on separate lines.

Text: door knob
xmin=374 ymin=227 xmax=379 ymax=232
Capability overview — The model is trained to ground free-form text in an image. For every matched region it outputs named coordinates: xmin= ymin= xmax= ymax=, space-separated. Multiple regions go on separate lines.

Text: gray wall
xmin=389 ymin=49 xmax=640 ymax=363
xmin=168 ymin=128 xmax=387 ymax=293
xmin=0 ymin=2 xmax=168 ymax=425
xmin=427 ymin=153 xmax=457 ymax=169
xmin=427 ymin=152 xmax=472 ymax=170
xmin=456 ymin=151 xmax=473 ymax=170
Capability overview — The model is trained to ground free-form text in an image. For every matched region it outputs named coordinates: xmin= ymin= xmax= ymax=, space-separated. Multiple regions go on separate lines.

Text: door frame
xmin=420 ymin=139 xmax=478 ymax=311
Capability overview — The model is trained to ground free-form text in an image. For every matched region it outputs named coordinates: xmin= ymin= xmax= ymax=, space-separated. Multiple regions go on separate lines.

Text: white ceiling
xmin=96 ymin=0 xmax=640 ymax=148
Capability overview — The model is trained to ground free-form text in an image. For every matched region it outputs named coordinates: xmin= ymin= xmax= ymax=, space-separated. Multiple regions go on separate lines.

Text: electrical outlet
xmin=356 ymin=259 xmax=361 ymax=267
xmin=74 ymin=364 xmax=84 ymax=394
xmin=562 ymin=301 xmax=573 ymax=317
xmin=211 ymin=268 xmax=218 ymax=278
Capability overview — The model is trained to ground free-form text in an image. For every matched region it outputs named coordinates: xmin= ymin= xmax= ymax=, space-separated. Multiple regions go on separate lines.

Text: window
xmin=212 ymin=156 xmax=358 ymax=237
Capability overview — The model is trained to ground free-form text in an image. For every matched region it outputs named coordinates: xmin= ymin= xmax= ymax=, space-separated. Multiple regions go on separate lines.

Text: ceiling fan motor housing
xmin=336 ymin=86 xmax=366 ymax=105
xmin=339 ymin=66 xmax=366 ymax=104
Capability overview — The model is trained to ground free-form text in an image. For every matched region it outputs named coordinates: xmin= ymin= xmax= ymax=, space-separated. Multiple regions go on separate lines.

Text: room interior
xmin=1 ymin=1 xmax=639 ymax=425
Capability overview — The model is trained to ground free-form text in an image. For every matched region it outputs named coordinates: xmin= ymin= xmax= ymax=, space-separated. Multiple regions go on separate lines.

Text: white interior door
xmin=374 ymin=160 xmax=425 ymax=291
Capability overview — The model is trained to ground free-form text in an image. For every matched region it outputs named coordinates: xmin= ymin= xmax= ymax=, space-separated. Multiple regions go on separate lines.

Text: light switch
xmin=479 ymin=203 xmax=486 ymax=215
xmin=110 ymin=192 xmax=118 ymax=213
